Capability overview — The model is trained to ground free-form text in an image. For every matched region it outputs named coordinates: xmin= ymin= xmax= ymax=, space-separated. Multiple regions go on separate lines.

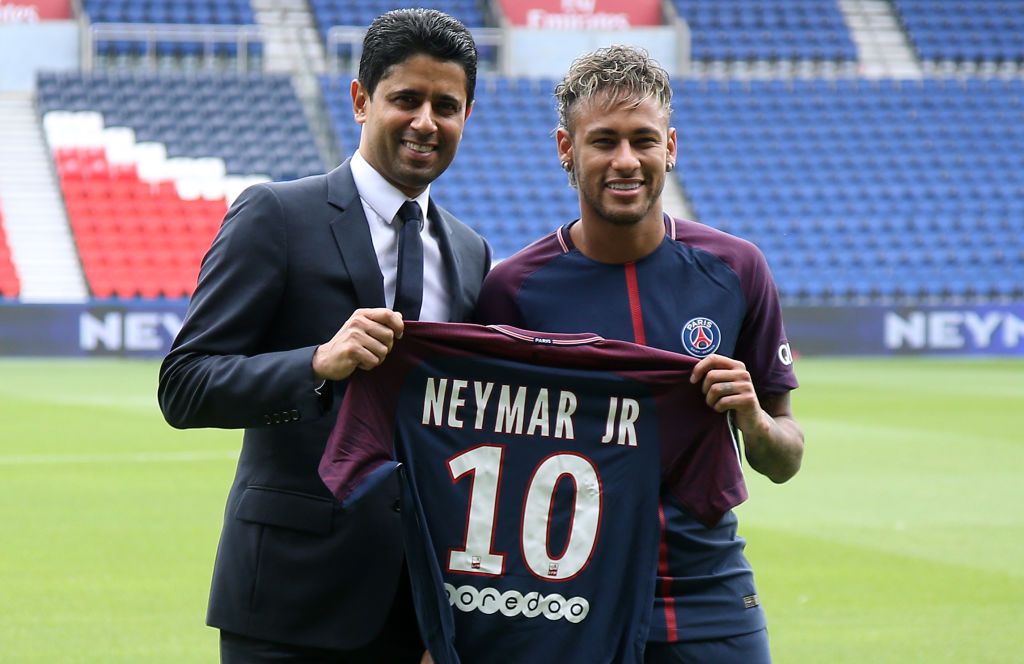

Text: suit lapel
xmin=430 ymin=201 xmax=465 ymax=322
xmin=327 ymin=161 xmax=386 ymax=308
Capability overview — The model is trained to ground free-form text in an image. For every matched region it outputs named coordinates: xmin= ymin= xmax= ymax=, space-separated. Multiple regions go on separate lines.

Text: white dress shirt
xmin=350 ymin=151 xmax=450 ymax=322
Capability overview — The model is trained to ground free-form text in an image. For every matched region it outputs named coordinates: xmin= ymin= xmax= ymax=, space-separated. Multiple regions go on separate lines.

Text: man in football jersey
xmin=474 ymin=46 xmax=805 ymax=663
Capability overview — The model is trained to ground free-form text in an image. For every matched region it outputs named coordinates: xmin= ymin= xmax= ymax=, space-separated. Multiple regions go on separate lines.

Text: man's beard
xmin=581 ymin=179 xmax=662 ymax=226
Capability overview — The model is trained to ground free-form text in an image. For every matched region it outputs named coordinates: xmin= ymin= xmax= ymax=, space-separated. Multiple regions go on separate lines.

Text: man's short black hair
xmin=359 ymin=8 xmax=478 ymax=106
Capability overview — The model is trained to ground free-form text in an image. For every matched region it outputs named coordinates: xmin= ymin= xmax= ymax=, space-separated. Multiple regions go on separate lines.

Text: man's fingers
xmin=341 ymin=309 xmax=403 ymax=351
xmin=690 ymin=354 xmax=739 ymax=384
xmin=702 ymin=367 xmax=752 ymax=394
xmin=709 ymin=394 xmax=751 ymax=413
xmin=350 ymin=342 xmax=389 ymax=371
xmin=356 ymin=308 xmax=405 ymax=335
xmin=346 ymin=329 xmax=391 ymax=362
xmin=315 ymin=310 xmax=407 ymax=381
xmin=357 ymin=321 xmax=397 ymax=350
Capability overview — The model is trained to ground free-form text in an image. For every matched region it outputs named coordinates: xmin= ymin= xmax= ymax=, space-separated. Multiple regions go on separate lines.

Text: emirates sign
xmin=499 ymin=0 xmax=661 ymax=29
xmin=0 ymin=0 xmax=70 ymax=22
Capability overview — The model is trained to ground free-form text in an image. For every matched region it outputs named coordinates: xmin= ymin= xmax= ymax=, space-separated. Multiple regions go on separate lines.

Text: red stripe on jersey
xmin=657 ymin=502 xmax=678 ymax=641
xmin=624 ymin=262 xmax=646 ymax=345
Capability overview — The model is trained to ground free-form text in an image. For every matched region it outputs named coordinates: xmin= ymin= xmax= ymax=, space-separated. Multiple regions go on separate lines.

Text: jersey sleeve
xmin=318 ymin=360 xmax=404 ymax=508
xmin=734 ymin=245 xmax=799 ymax=396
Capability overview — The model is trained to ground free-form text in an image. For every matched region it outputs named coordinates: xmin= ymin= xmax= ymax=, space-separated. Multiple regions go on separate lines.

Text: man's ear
xmin=556 ymin=127 xmax=573 ymax=166
xmin=351 ymin=79 xmax=369 ymax=124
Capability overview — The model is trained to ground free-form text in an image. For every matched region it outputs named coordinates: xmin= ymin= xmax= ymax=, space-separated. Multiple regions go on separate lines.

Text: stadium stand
xmin=14 ymin=1 xmax=1021 ymax=305
xmin=309 ymin=0 xmax=488 ymax=45
xmin=673 ymin=78 xmax=1024 ymax=302
xmin=0 ymin=203 xmax=21 ymax=298
xmin=36 ymin=72 xmax=321 ymax=185
xmin=45 ymin=119 xmax=227 ymax=299
xmin=672 ymin=0 xmax=858 ymax=63
xmin=82 ymin=0 xmax=256 ymax=25
xmin=37 ymin=72 xmax=323 ymax=298
xmin=81 ymin=0 xmax=260 ymax=58
xmin=309 ymin=0 xmax=492 ymax=70
xmin=894 ymin=0 xmax=1024 ymax=64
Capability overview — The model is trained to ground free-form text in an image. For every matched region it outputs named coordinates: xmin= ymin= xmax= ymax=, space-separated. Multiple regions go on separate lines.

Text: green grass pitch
xmin=1 ymin=357 xmax=1021 ymax=662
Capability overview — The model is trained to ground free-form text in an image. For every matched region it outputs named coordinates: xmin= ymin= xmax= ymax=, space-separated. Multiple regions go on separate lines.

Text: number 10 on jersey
xmin=446 ymin=445 xmax=602 ymax=581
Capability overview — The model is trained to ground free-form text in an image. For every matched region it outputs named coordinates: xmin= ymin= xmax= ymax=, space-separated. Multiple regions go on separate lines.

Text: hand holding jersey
xmin=690 ymin=354 xmax=803 ymax=484
xmin=313 ymin=308 xmax=405 ymax=381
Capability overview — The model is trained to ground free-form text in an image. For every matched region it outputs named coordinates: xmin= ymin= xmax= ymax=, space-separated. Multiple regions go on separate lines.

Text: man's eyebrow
xmin=387 ymin=88 xmax=463 ymax=105
xmin=388 ymin=87 xmax=422 ymax=97
xmin=584 ymin=126 xmax=661 ymax=138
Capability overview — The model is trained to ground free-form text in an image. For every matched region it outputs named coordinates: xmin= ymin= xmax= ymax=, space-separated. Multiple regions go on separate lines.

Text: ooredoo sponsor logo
xmin=444 ymin=583 xmax=590 ymax=623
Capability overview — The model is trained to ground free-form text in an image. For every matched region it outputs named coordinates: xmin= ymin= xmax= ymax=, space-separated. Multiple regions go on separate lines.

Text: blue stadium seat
xmin=894 ymin=0 xmax=1024 ymax=62
xmin=82 ymin=0 xmax=258 ymax=59
xmin=672 ymin=77 xmax=1024 ymax=303
xmin=674 ymin=0 xmax=856 ymax=62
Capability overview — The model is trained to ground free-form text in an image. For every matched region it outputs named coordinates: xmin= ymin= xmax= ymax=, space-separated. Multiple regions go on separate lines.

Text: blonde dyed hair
xmin=555 ymin=45 xmax=672 ymax=136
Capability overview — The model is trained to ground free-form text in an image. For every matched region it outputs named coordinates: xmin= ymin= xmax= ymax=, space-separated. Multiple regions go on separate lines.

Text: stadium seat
xmin=83 ymin=0 xmax=258 ymax=60
xmin=894 ymin=0 xmax=1024 ymax=63
xmin=0 ymin=205 xmax=21 ymax=298
xmin=53 ymin=145 xmax=226 ymax=299
xmin=310 ymin=0 xmax=488 ymax=61
xmin=672 ymin=77 xmax=1024 ymax=304
xmin=38 ymin=73 xmax=322 ymax=185
xmin=672 ymin=0 xmax=857 ymax=63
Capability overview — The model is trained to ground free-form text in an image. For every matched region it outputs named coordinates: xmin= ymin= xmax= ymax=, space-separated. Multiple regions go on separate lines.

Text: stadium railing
xmin=83 ymin=23 xmax=264 ymax=72
xmin=324 ymin=25 xmax=508 ymax=75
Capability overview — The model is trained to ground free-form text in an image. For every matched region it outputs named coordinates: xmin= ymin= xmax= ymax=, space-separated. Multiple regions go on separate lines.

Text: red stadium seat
xmin=56 ymin=145 xmax=231 ymax=300
xmin=0 ymin=207 xmax=20 ymax=297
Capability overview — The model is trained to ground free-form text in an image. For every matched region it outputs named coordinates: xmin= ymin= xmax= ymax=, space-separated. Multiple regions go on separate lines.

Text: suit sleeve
xmin=158 ymin=184 xmax=328 ymax=430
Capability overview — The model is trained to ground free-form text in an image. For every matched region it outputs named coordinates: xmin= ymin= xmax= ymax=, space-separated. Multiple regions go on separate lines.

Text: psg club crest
xmin=681 ymin=317 xmax=722 ymax=357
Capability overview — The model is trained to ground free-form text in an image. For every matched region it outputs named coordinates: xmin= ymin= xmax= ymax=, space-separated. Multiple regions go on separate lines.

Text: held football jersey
xmin=474 ymin=215 xmax=800 ymax=643
xmin=319 ymin=321 xmax=746 ymax=664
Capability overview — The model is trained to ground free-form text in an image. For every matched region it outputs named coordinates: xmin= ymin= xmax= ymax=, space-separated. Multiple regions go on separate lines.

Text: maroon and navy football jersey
xmin=474 ymin=215 xmax=799 ymax=643
xmin=319 ymin=321 xmax=746 ymax=663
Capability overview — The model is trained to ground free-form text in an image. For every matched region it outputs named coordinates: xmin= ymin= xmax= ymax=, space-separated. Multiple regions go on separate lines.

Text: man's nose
xmin=410 ymin=103 xmax=438 ymax=133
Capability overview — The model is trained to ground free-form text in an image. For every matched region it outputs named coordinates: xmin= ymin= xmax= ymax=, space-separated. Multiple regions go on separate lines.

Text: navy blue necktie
xmin=394 ymin=201 xmax=424 ymax=321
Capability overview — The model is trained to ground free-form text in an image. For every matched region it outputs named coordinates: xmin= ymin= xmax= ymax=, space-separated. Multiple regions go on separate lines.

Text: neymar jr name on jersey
xmin=420 ymin=377 xmax=641 ymax=447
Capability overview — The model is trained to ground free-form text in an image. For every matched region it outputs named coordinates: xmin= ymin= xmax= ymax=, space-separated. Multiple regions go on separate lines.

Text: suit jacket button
xmin=391 ymin=499 xmax=401 ymax=513
xmin=263 ymin=415 xmax=271 ymax=424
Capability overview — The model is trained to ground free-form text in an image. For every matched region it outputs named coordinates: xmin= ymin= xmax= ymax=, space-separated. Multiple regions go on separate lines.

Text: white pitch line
xmin=0 ymin=450 xmax=239 ymax=465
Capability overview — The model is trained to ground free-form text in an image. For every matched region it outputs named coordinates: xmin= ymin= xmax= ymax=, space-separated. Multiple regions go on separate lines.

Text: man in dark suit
xmin=158 ymin=9 xmax=490 ymax=663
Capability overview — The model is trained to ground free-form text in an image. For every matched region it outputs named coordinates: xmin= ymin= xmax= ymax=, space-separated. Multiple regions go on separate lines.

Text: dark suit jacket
xmin=158 ymin=160 xmax=490 ymax=650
